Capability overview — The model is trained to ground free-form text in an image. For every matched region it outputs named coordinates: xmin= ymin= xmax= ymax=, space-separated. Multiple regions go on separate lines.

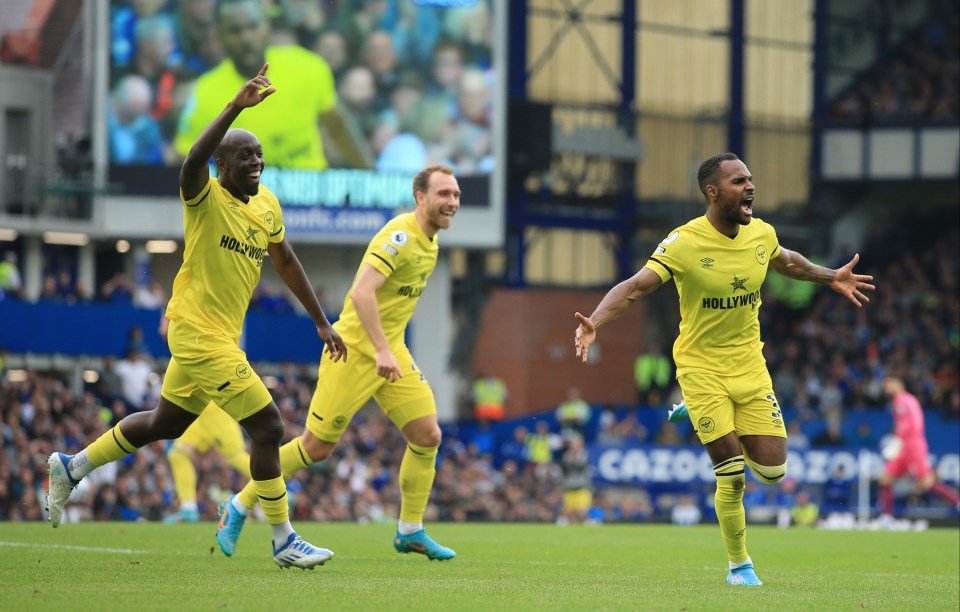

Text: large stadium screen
xmin=106 ymin=0 xmax=503 ymax=246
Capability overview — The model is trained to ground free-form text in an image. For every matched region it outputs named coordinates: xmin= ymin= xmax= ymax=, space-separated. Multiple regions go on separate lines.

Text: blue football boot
xmin=393 ymin=529 xmax=456 ymax=560
xmin=727 ymin=563 xmax=763 ymax=586
xmin=667 ymin=402 xmax=689 ymax=423
xmin=215 ymin=495 xmax=247 ymax=557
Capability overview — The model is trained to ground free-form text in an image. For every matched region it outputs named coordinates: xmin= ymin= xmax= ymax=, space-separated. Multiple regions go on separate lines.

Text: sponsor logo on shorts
xmin=333 ymin=415 xmax=347 ymax=429
xmin=697 ymin=416 xmax=715 ymax=434
xmin=236 ymin=363 xmax=251 ymax=379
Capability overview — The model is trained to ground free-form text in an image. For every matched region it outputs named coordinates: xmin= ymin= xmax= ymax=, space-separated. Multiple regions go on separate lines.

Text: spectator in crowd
xmin=472 ymin=371 xmax=507 ymax=422
xmin=312 ymin=29 xmax=349 ymax=81
xmin=107 ymin=75 xmax=165 ymax=165
xmin=633 ymin=341 xmax=673 ymax=407
xmin=785 ymin=421 xmax=810 ymax=450
xmin=275 ymin=0 xmax=327 ymax=49
xmin=111 ymin=0 xmax=169 ymax=68
xmin=525 ymin=420 xmax=556 ymax=480
xmin=97 ymin=356 xmax=126 ymax=406
xmin=101 ymin=272 xmax=136 ymax=304
xmin=789 ymin=489 xmax=820 ymax=527
xmin=0 ymin=251 xmax=23 ymax=299
xmin=125 ymin=326 xmax=150 ymax=357
xmin=498 ymin=425 xmax=529 ymax=472
xmin=173 ymin=0 xmax=222 ymax=77
xmin=114 ymin=348 xmax=153 ymax=410
xmin=812 ymin=417 xmax=847 ymax=447
xmin=671 ymin=494 xmax=702 ymax=526
xmin=557 ymin=434 xmax=592 ymax=526
xmin=136 ymin=280 xmax=167 ymax=309
xmin=823 ymin=465 xmax=852 ymax=510
xmin=556 ymin=386 xmax=592 ymax=440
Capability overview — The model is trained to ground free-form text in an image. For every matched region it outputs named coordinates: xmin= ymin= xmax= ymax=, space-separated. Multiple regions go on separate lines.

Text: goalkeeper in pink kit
xmin=878 ymin=376 xmax=959 ymax=518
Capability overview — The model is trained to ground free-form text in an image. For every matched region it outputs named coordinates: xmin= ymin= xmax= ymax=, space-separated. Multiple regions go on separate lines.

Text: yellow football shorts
xmin=176 ymin=402 xmax=246 ymax=457
xmin=678 ymin=366 xmax=787 ymax=444
xmin=305 ymin=343 xmax=436 ymax=443
xmin=563 ymin=488 xmax=593 ymax=513
xmin=161 ymin=318 xmax=273 ymax=422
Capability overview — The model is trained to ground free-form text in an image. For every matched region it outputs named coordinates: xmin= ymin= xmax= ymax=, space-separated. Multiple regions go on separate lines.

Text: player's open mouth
xmin=249 ymin=172 xmax=261 ymax=181
xmin=742 ymin=197 xmax=753 ymax=215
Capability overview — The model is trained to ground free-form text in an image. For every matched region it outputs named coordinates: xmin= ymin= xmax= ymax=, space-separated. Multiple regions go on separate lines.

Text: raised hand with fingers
xmin=233 ymin=63 xmax=276 ymax=109
xmin=830 ymin=253 xmax=875 ymax=308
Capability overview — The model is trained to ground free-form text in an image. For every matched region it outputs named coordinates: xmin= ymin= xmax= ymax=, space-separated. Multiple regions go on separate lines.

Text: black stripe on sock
xmin=258 ymin=491 xmax=287 ymax=502
xmin=754 ymin=471 xmax=785 ymax=482
xmin=714 ymin=456 xmax=744 ymax=471
xmin=296 ymin=441 xmax=310 ymax=467
xmin=716 ymin=469 xmax=745 ymax=477
xmin=112 ymin=427 xmax=136 ymax=454
xmin=407 ymin=444 xmax=433 ymax=456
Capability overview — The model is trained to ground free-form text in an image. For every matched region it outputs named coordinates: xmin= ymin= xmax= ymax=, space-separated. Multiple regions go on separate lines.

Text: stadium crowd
xmin=2 ymin=210 xmax=957 ymax=525
xmin=828 ymin=0 xmax=959 ymax=124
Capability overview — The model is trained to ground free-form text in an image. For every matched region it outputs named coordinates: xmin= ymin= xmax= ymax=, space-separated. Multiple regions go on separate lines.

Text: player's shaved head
xmin=216 ymin=129 xmax=258 ymax=159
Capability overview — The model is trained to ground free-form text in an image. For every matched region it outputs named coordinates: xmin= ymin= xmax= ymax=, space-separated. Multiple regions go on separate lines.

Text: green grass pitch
xmin=1 ymin=522 xmax=957 ymax=611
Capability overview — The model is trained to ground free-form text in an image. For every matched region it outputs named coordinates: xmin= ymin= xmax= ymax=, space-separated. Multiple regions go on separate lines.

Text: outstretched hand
xmin=233 ymin=64 xmax=276 ymax=109
xmin=831 ymin=253 xmax=875 ymax=308
xmin=574 ymin=312 xmax=596 ymax=363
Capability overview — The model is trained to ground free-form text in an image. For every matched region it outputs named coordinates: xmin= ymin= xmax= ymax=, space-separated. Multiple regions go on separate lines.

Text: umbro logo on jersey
xmin=701 ymin=258 xmax=715 ymax=268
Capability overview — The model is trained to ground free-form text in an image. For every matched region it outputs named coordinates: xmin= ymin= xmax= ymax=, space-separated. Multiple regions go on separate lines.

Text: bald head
xmin=216 ymin=128 xmax=259 ymax=159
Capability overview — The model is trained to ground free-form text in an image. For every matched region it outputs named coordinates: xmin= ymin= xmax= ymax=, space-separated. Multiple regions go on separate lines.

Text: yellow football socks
xmin=237 ymin=438 xmax=310 ymax=510
xmin=714 ymin=455 xmax=749 ymax=564
xmin=167 ymin=443 xmax=197 ymax=505
xmin=88 ymin=424 xmax=138 ymax=467
xmin=398 ymin=443 xmax=438 ymax=524
xmin=255 ymin=476 xmax=289 ymax=525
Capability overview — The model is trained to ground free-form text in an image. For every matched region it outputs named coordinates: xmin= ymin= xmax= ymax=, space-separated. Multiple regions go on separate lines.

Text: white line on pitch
xmin=0 ymin=541 xmax=147 ymax=554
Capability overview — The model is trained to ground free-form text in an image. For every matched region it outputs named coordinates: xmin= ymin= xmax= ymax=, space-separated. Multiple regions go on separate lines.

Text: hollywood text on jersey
xmin=396 ymin=284 xmax=424 ymax=298
xmin=219 ymin=235 xmax=265 ymax=267
xmin=701 ymin=289 xmax=761 ymax=310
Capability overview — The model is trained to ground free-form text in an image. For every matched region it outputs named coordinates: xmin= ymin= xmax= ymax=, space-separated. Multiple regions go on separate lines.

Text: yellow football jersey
xmin=166 ymin=176 xmax=285 ymax=338
xmin=335 ymin=212 xmax=438 ymax=355
xmin=174 ymin=46 xmax=337 ymax=169
xmin=644 ymin=215 xmax=781 ymax=376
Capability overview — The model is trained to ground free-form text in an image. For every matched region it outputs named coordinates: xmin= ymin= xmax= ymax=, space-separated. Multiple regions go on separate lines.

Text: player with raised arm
xmin=46 ymin=65 xmax=347 ymax=570
xmin=216 ymin=165 xmax=459 ymax=561
xmin=574 ymin=153 xmax=875 ymax=586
